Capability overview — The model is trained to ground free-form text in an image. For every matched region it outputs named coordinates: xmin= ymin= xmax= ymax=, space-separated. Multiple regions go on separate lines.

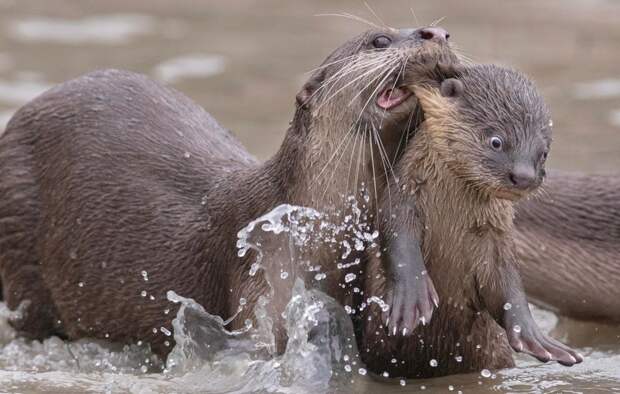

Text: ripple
xmin=573 ymin=79 xmax=620 ymax=100
xmin=10 ymin=14 xmax=155 ymax=45
xmin=153 ymin=54 xmax=226 ymax=84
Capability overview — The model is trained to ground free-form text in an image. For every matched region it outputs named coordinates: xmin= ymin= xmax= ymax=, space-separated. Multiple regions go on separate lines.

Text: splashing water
xmin=0 ymin=203 xmax=618 ymax=392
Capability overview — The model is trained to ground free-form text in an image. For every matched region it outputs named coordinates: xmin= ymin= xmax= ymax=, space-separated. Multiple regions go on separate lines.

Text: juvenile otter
xmin=361 ymin=65 xmax=582 ymax=378
xmin=0 ymin=27 xmax=456 ymax=356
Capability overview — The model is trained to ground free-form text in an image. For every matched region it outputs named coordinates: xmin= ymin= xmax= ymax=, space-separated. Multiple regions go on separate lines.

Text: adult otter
xmin=0 ymin=27 xmax=456 ymax=356
xmin=361 ymin=65 xmax=582 ymax=379
xmin=514 ymin=171 xmax=620 ymax=322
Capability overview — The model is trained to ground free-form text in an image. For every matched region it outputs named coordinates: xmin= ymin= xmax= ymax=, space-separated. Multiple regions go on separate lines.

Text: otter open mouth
xmin=376 ymin=86 xmax=412 ymax=110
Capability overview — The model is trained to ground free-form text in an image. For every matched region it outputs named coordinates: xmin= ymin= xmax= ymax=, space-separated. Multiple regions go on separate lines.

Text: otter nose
xmin=508 ymin=164 xmax=537 ymax=190
xmin=416 ymin=27 xmax=450 ymax=42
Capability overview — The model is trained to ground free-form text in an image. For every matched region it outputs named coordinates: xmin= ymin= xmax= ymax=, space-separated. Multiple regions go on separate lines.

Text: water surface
xmin=0 ymin=0 xmax=619 ymax=392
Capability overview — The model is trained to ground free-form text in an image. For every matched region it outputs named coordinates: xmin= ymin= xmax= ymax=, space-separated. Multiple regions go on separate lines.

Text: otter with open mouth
xmin=361 ymin=64 xmax=583 ymax=378
xmin=0 ymin=26 xmax=458 ymax=357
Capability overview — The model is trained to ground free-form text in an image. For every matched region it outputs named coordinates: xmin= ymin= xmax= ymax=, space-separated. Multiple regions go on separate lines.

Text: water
xmin=1 ymin=203 xmax=620 ymax=393
xmin=0 ymin=0 xmax=619 ymax=392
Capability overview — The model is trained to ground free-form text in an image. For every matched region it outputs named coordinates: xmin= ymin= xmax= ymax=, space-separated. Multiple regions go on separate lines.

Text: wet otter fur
xmin=361 ymin=65 xmax=582 ymax=378
xmin=514 ymin=170 xmax=620 ymax=322
xmin=0 ymin=27 xmax=456 ymax=357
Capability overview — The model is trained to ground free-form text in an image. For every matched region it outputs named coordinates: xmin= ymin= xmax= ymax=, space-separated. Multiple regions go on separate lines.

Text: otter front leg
xmin=383 ymin=218 xmax=438 ymax=336
xmin=478 ymin=256 xmax=583 ymax=366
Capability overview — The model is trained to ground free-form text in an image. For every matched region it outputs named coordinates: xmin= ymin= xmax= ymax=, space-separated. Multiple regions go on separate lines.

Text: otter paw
xmin=507 ymin=324 xmax=583 ymax=366
xmin=383 ymin=274 xmax=438 ymax=336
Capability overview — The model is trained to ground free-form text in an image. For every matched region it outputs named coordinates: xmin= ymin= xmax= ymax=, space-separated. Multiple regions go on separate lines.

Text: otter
xmin=514 ymin=170 xmax=620 ymax=322
xmin=361 ymin=65 xmax=582 ymax=379
xmin=0 ymin=26 xmax=457 ymax=356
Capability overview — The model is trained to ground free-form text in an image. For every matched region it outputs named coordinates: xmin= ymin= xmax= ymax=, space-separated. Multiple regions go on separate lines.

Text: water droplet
xmin=382 ymin=371 xmax=389 ymax=378
xmin=141 ymin=290 xmax=147 ymax=297
xmin=358 ymin=368 xmax=367 ymax=375
xmin=513 ymin=325 xmax=522 ymax=333
xmin=391 ymin=358 xmax=397 ymax=364
xmin=314 ymin=272 xmax=327 ymax=281
xmin=183 ymin=152 xmax=191 ymax=158
xmin=141 ymin=270 xmax=149 ymax=281
xmin=239 ymin=297 xmax=247 ymax=306
xmin=503 ymin=302 xmax=512 ymax=310
xmin=160 ymin=327 xmax=171 ymax=336
xmin=344 ymin=364 xmax=352 ymax=372
xmin=78 ymin=282 xmax=84 ymax=287
xmin=455 ymin=356 xmax=463 ymax=363
xmin=481 ymin=368 xmax=492 ymax=378
xmin=448 ymin=385 xmax=454 ymax=391
xmin=280 ymin=271 xmax=289 ymax=279
xmin=400 ymin=379 xmax=406 ymax=386
xmin=140 ymin=365 xmax=148 ymax=373
xmin=344 ymin=273 xmax=356 ymax=283
xmin=429 ymin=359 xmax=438 ymax=367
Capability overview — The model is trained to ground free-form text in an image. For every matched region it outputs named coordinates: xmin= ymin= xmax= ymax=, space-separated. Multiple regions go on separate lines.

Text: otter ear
xmin=440 ymin=78 xmax=463 ymax=98
xmin=296 ymin=69 xmax=326 ymax=109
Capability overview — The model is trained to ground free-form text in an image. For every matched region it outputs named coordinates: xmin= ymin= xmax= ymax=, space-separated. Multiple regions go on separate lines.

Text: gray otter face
xmin=297 ymin=26 xmax=458 ymax=133
xmin=440 ymin=65 xmax=552 ymax=200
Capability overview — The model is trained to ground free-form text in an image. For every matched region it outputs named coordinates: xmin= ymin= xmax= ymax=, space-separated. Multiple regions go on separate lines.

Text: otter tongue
xmin=377 ymin=87 xmax=409 ymax=110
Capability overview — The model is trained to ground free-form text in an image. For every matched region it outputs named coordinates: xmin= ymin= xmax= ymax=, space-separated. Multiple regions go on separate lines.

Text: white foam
xmin=153 ymin=54 xmax=226 ymax=84
xmin=573 ymin=79 xmax=620 ymax=100
xmin=10 ymin=14 xmax=155 ymax=45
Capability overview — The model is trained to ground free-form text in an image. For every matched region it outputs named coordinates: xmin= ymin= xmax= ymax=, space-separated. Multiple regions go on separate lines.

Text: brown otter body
xmin=515 ymin=170 xmax=620 ymax=322
xmin=361 ymin=65 xmax=581 ymax=378
xmin=0 ymin=27 xmax=457 ymax=356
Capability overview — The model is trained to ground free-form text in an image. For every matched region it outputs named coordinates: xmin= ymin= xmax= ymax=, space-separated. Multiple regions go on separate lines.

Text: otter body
xmin=0 ymin=27 xmax=456 ymax=356
xmin=362 ymin=65 xmax=581 ymax=378
xmin=515 ymin=170 xmax=620 ymax=322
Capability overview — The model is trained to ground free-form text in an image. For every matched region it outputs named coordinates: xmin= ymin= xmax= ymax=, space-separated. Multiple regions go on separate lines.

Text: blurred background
xmin=0 ymin=0 xmax=618 ymax=171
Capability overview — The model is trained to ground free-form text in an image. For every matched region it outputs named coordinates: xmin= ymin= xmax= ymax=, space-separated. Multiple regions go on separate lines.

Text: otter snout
xmin=416 ymin=27 xmax=450 ymax=43
xmin=508 ymin=163 xmax=538 ymax=190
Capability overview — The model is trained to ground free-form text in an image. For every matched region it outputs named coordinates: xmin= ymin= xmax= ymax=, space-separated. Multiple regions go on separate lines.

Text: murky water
xmin=0 ymin=0 xmax=619 ymax=392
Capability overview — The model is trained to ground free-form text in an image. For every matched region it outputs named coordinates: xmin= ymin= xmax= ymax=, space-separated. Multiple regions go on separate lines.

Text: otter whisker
xmin=319 ymin=122 xmax=359 ymax=202
xmin=371 ymin=126 xmax=393 ymax=211
xmin=315 ymin=13 xmax=381 ymax=29
xmin=346 ymin=124 xmax=362 ymax=196
xmin=315 ymin=55 xmax=397 ymax=109
xmin=363 ymin=1 xmax=390 ymax=29
xmin=311 ymin=122 xmax=358 ymax=187
xmin=319 ymin=59 xmax=391 ymax=107
xmin=355 ymin=126 xmax=367 ymax=200
xmin=355 ymin=64 xmax=399 ymax=125
xmin=409 ymin=6 xmax=420 ymax=26
xmin=345 ymin=55 xmax=400 ymax=107
xmin=367 ymin=124 xmax=380 ymax=220
xmin=430 ymin=16 xmax=446 ymax=27
xmin=393 ymin=104 xmax=417 ymax=165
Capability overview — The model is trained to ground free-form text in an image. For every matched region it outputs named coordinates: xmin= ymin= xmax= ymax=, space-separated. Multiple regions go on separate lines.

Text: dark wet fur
xmin=0 ymin=27 xmax=457 ymax=357
xmin=361 ymin=65 xmax=581 ymax=379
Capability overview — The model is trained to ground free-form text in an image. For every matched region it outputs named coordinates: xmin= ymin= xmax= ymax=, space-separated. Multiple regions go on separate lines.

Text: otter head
xmin=414 ymin=64 xmax=552 ymax=201
xmin=290 ymin=26 xmax=459 ymax=208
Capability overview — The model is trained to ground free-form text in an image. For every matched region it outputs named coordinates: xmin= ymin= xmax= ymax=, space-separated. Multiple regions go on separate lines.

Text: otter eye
xmin=490 ymin=136 xmax=503 ymax=151
xmin=372 ymin=35 xmax=392 ymax=48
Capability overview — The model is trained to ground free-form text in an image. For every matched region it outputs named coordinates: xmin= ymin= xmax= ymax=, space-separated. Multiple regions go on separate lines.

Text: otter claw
xmin=507 ymin=325 xmax=583 ymax=366
xmin=383 ymin=274 xmax=438 ymax=336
